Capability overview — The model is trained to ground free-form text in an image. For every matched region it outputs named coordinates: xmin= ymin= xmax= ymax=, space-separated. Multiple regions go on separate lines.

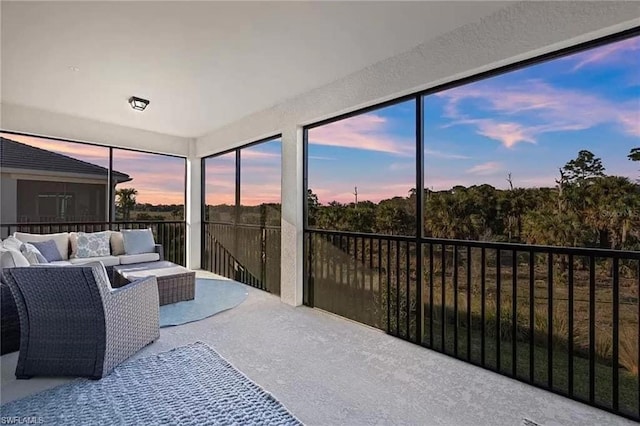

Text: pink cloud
xmin=466 ymin=161 xmax=503 ymax=176
xmin=475 ymin=121 xmax=536 ymax=148
xmin=2 ymin=133 xmax=151 ymax=162
xmin=241 ymin=150 xmax=280 ymax=160
xmin=570 ymin=37 xmax=640 ymax=71
xmin=438 ymin=79 xmax=640 ymax=147
xmin=308 ymin=114 xmax=412 ymax=155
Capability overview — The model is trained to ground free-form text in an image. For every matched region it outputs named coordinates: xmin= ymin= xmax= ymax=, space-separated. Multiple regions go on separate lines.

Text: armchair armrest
xmin=103 ymin=275 xmax=160 ymax=375
xmin=154 ymin=244 xmax=164 ymax=261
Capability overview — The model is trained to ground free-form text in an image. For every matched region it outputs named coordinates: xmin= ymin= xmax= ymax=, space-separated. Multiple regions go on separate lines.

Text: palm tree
xmin=115 ymin=188 xmax=138 ymax=220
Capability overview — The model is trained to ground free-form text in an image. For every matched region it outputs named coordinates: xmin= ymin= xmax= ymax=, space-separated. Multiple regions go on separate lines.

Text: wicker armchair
xmin=2 ymin=263 xmax=160 ymax=379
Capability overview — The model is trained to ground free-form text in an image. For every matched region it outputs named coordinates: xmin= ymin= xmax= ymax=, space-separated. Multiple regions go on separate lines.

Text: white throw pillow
xmin=2 ymin=236 xmax=23 ymax=252
xmin=0 ymin=247 xmax=30 ymax=277
xmin=121 ymin=229 xmax=156 ymax=255
xmin=19 ymin=243 xmax=47 ymax=265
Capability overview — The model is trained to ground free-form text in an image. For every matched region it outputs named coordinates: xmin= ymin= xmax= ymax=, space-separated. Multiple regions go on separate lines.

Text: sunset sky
xmin=1 ymin=133 xmax=186 ymax=205
xmin=204 ymin=139 xmax=282 ymax=206
xmin=308 ymin=36 xmax=639 ymax=204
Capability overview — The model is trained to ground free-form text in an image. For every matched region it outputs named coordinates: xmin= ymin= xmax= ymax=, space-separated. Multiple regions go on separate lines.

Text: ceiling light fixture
xmin=128 ymin=96 xmax=150 ymax=111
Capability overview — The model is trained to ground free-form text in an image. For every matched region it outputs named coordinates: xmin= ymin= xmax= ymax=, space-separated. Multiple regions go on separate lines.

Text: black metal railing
xmin=1 ymin=221 xmax=186 ymax=266
xmin=305 ymin=229 xmax=640 ymax=421
xmin=202 ymin=221 xmax=281 ymax=294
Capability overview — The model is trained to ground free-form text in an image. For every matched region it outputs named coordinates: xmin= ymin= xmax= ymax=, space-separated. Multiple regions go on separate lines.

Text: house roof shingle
xmin=0 ymin=137 xmax=131 ymax=183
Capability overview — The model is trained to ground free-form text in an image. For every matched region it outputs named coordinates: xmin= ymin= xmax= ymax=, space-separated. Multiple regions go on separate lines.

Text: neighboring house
xmin=0 ymin=137 xmax=131 ymax=223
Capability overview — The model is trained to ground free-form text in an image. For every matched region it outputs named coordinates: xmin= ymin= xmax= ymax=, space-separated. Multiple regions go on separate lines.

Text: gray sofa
xmin=0 ymin=230 xmax=166 ymax=356
xmin=3 ymin=263 xmax=160 ymax=379
xmin=11 ymin=231 xmax=164 ymax=269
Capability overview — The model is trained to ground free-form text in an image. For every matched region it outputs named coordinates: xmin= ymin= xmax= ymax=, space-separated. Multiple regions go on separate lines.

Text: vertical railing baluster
xmin=369 ymin=237 xmax=374 ymax=293
xmin=387 ymin=239 xmax=391 ymax=333
xmin=612 ymin=257 xmax=619 ymax=412
xmin=429 ymin=243 xmax=434 ymax=347
xmin=548 ymin=252 xmax=553 ymax=389
xmin=481 ymin=247 xmax=486 ymax=366
xmin=356 ymin=237 xmax=368 ymax=323
xmin=362 ymin=237 xmax=366 ymax=322
xmin=346 ymin=236 xmax=351 ymax=290
xmin=467 ymin=245 xmax=471 ymax=361
xmin=441 ymin=244 xmax=446 ymax=352
xmin=568 ymin=254 xmax=574 ymax=397
xmin=354 ymin=236 xmax=359 ymax=322
xmin=396 ymin=240 xmax=401 ymax=336
xmin=307 ymin=233 xmax=314 ymax=307
xmin=347 ymin=236 xmax=353 ymax=319
xmin=310 ymin=234 xmax=316 ymax=300
xmin=335 ymin=235 xmax=339 ymax=291
xmin=339 ymin=235 xmax=344 ymax=288
xmin=453 ymin=245 xmax=459 ymax=357
xmin=406 ymin=241 xmax=411 ymax=340
xmin=496 ymin=249 xmax=501 ymax=371
xmin=512 ymin=250 xmax=517 ymax=377
xmin=362 ymin=237 xmax=366 ymax=289
xmin=215 ymin=233 xmax=220 ymax=274
xmin=529 ymin=250 xmax=535 ymax=382
xmin=377 ymin=238 xmax=381 ymax=327
xmin=589 ymin=255 xmax=596 ymax=404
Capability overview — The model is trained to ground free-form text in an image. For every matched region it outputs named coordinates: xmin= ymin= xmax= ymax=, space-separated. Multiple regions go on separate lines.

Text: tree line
xmin=115 ymin=188 xmax=184 ymax=221
xmin=308 ymin=148 xmax=640 ymax=251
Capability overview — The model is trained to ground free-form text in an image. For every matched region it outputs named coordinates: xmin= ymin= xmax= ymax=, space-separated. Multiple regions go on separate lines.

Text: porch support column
xmin=186 ymin=140 xmax=201 ymax=270
xmin=280 ymin=126 xmax=304 ymax=306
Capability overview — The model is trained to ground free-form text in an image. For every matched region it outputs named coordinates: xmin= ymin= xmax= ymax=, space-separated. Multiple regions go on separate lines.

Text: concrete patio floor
xmin=1 ymin=270 xmax=634 ymax=425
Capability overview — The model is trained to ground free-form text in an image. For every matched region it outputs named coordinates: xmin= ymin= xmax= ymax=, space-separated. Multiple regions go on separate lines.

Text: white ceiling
xmin=1 ymin=1 xmax=512 ymax=138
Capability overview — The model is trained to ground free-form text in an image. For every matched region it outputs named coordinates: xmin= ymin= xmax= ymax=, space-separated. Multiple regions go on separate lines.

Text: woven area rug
xmin=160 ymin=278 xmax=248 ymax=327
xmin=1 ymin=342 xmax=302 ymax=425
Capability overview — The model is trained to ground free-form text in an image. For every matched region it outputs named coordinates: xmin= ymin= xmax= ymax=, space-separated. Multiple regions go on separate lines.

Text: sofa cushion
xmin=74 ymin=231 xmax=111 ymax=258
xmin=121 ymin=229 xmax=155 ymax=255
xmin=110 ymin=231 xmax=126 ymax=256
xmin=68 ymin=233 xmax=79 ymax=258
xmin=1 ymin=236 xmax=23 ymax=252
xmin=13 ymin=232 xmax=70 ymax=260
xmin=69 ymin=256 xmax=121 ymax=267
xmin=29 ymin=239 xmax=63 ymax=262
xmin=20 ymin=243 xmax=48 ymax=264
xmin=118 ymin=253 xmax=160 ymax=265
xmin=48 ymin=260 xmax=73 ymax=266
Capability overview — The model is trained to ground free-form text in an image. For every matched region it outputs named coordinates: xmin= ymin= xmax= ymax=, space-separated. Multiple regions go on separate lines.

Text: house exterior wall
xmin=1 ymin=168 xmax=112 ymax=223
xmin=1 ymin=174 xmax=18 ymax=224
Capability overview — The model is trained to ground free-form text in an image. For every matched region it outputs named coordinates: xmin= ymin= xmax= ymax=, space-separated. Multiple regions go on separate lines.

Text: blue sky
xmin=308 ymin=36 xmax=640 ymax=204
